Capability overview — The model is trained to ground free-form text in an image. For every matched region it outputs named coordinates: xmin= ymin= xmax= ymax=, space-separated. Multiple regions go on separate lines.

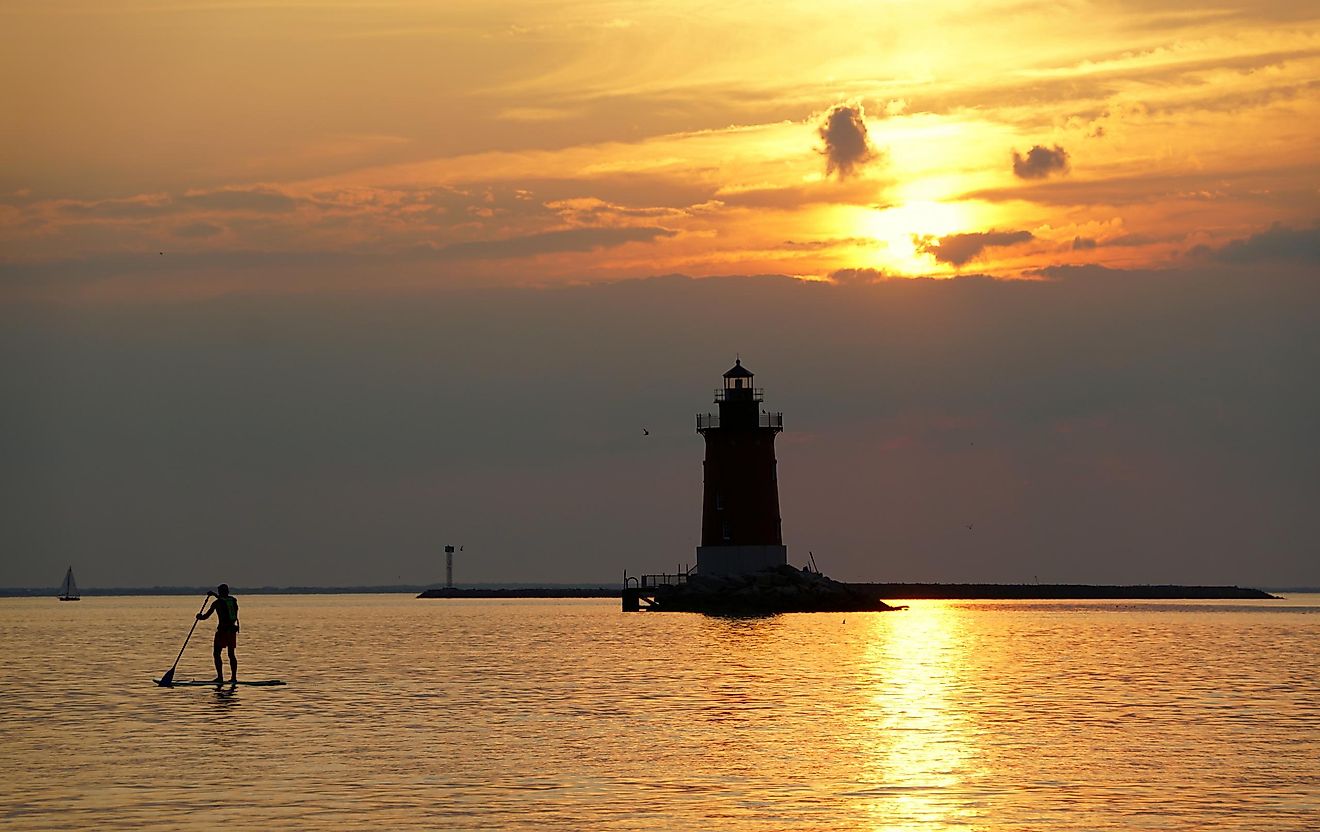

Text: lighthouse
xmin=694 ymin=359 xmax=788 ymax=577
xmin=621 ymin=359 xmax=898 ymax=613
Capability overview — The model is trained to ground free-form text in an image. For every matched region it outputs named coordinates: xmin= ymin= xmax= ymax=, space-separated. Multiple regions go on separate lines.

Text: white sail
xmin=59 ymin=566 xmax=79 ymax=600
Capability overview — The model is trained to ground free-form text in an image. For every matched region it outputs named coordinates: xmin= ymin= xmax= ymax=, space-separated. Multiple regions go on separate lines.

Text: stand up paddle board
xmin=155 ymin=678 xmax=287 ymax=687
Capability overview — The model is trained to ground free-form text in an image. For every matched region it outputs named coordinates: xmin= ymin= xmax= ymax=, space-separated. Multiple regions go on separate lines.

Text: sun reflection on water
xmin=859 ymin=603 xmax=982 ymax=831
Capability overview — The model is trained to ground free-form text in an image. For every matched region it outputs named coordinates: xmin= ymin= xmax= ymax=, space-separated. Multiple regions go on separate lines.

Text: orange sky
xmin=1 ymin=0 xmax=1317 ymax=297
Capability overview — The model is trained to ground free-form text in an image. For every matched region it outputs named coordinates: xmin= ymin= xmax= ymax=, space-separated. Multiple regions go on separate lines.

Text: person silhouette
xmin=196 ymin=583 xmax=239 ymax=684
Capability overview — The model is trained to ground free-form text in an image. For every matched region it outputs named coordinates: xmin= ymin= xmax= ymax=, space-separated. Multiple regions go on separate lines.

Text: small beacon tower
xmin=695 ymin=359 xmax=787 ymax=576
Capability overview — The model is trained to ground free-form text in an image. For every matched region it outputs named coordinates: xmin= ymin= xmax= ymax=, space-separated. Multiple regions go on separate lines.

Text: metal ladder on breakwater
xmin=621 ymin=567 xmax=692 ymax=612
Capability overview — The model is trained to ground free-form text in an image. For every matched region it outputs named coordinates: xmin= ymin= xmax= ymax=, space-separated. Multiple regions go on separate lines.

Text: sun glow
xmin=860 ymin=199 xmax=979 ymax=276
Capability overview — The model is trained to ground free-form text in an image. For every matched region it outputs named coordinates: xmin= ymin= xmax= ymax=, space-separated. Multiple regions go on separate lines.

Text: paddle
xmin=157 ymin=593 xmax=213 ymax=687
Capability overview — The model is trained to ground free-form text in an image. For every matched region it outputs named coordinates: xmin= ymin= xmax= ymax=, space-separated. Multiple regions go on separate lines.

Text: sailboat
xmin=58 ymin=566 xmax=80 ymax=601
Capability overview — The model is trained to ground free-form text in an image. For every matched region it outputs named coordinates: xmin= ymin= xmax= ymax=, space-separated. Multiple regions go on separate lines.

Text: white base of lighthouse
xmin=695 ymin=545 xmax=788 ymax=578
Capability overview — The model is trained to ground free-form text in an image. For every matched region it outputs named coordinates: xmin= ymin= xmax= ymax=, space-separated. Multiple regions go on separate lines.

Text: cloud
xmin=546 ymin=198 xmax=687 ymax=225
xmin=1032 ymin=263 xmax=1124 ymax=281
xmin=1191 ymin=222 xmax=1320 ymax=264
xmin=0 ymin=225 xmax=671 ymax=298
xmin=174 ymin=222 xmax=225 ymax=239
xmin=783 ymin=238 xmax=878 ymax=252
xmin=715 ymin=179 xmax=880 ymax=210
xmin=1012 ymin=144 xmax=1070 ymax=179
xmin=4 ymin=264 xmax=1316 ymax=586
xmin=433 ymin=226 xmax=676 ymax=260
xmin=916 ymin=230 xmax=1035 ymax=266
xmin=1107 ymin=233 xmax=1170 ymax=248
xmin=829 ymin=267 xmax=888 ymax=285
xmin=520 ymin=174 xmax=716 ymax=212
xmin=177 ymin=188 xmax=298 ymax=213
xmin=57 ymin=188 xmax=299 ymax=218
xmin=1072 ymin=236 xmax=1097 ymax=250
xmin=59 ymin=197 xmax=173 ymax=218
xmin=817 ymin=104 xmax=878 ymax=179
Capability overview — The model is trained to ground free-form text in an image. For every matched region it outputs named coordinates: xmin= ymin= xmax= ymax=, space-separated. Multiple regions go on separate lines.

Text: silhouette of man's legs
xmin=226 ymin=646 xmax=237 ymax=682
xmin=212 ymin=644 xmax=224 ymax=682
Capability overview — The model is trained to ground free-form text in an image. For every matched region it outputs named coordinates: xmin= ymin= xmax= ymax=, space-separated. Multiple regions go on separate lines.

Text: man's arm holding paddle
xmin=196 ymin=591 xmax=216 ymax=621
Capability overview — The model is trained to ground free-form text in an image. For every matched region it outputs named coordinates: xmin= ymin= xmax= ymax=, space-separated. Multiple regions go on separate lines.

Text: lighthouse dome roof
xmin=723 ymin=359 xmax=754 ymax=379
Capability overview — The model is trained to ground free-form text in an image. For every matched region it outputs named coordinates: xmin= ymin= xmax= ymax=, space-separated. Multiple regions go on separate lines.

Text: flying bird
xmin=642 ymin=428 xmax=649 ymax=435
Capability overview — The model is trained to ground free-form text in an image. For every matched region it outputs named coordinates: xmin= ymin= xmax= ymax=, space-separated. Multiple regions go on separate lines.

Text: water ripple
xmin=1 ymin=595 xmax=1317 ymax=830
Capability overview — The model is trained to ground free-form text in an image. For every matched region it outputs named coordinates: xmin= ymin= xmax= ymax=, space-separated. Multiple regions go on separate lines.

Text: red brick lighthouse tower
xmin=695 ymin=359 xmax=788 ymax=576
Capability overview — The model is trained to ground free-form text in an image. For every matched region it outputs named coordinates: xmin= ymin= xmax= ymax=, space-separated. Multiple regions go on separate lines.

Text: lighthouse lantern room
xmin=694 ymin=359 xmax=788 ymax=577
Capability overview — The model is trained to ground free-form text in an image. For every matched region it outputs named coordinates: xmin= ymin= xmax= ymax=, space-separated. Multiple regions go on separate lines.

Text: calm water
xmin=1 ymin=594 xmax=1317 ymax=830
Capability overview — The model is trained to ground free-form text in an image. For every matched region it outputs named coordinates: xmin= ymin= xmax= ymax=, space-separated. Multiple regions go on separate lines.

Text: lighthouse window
xmin=722 ymin=520 xmax=731 ymax=541
xmin=715 ymin=492 xmax=724 ymax=510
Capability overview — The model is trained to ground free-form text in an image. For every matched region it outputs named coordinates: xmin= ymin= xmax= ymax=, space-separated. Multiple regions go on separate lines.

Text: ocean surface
xmin=1 ymin=594 xmax=1316 ymax=830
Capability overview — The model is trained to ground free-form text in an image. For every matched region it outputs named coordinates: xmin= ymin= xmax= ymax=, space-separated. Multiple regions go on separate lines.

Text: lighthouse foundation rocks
xmin=649 ymin=564 xmax=900 ymax=615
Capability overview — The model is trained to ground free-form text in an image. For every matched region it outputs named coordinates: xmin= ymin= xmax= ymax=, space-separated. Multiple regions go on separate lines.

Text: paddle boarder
xmin=196 ymin=584 xmax=239 ymax=684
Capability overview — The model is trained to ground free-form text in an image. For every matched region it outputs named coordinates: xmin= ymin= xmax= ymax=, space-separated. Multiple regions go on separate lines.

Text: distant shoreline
xmin=2 ymin=583 xmax=1296 ymax=599
xmin=419 ymin=583 xmax=1282 ymax=600
xmin=0 ymin=584 xmax=607 ymax=598
xmin=857 ymin=583 xmax=1280 ymax=600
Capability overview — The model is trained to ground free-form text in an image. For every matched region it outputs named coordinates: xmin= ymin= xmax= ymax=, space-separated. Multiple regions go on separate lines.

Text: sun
xmin=859 ymin=199 xmax=976 ymax=276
